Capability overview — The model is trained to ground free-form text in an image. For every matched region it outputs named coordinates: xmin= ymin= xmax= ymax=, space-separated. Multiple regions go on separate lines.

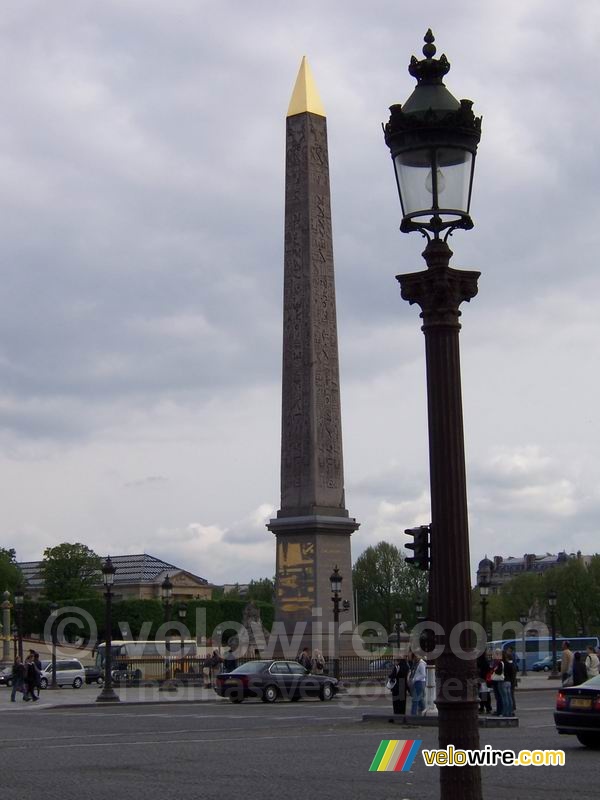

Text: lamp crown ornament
xmin=408 ymin=29 xmax=450 ymax=85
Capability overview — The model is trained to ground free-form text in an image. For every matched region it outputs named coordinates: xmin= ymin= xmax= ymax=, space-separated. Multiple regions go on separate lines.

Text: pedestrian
xmin=10 ymin=656 xmax=25 ymax=702
xmin=490 ymin=648 xmax=505 ymax=716
xmin=311 ymin=648 xmax=325 ymax=675
xmin=502 ymin=649 xmax=515 ymax=717
xmin=585 ymin=645 xmax=599 ymax=678
xmin=297 ymin=647 xmax=312 ymax=671
xmin=32 ymin=651 xmax=42 ymax=698
xmin=223 ymin=646 xmax=238 ymax=673
xmin=388 ymin=653 xmax=410 ymax=715
xmin=561 ymin=641 xmax=573 ymax=685
xmin=572 ymin=652 xmax=588 ymax=686
xmin=23 ymin=654 xmax=39 ymax=702
xmin=409 ymin=653 xmax=426 ymax=716
xmin=477 ymin=649 xmax=492 ymax=714
xmin=504 ymin=646 xmax=517 ymax=713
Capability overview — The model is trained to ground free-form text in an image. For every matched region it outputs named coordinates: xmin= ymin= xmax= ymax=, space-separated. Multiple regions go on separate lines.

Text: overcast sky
xmin=1 ymin=1 xmax=599 ymax=585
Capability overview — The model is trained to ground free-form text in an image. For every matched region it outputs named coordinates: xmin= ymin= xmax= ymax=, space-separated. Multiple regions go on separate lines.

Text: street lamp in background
xmin=97 ymin=556 xmax=119 ymax=703
xmin=415 ymin=596 xmax=425 ymax=624
xmin=178 ymin=603 xmax=188 ymax=670
xmin=49 ymin=603 xmax=59 ymax=690
xmin=161 ymin=576 xmax=174 ymax=685
xmin=13 ymin=586 xmax=24 ymax=661
xmin=383 ymin=29 xmax=483 ymax=800
xmin=548 ymin=590 xmax=560 ymax=680
xmin=330 ymin=566 xmax=350 ymax=680
xmin=478 ymin=574 xmax=490 ymax=640
xmin=394 ymin=609 xmax=403 ymax=649
xmin=519 ymin=612 xmax=528 ymax=677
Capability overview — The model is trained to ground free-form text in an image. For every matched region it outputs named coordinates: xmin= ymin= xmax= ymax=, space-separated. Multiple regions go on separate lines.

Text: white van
xmin=39 ymin=659 xmax=85 ymax=689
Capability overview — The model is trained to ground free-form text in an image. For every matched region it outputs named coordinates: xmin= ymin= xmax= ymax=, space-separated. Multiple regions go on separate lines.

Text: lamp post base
xmin=96 ymin=686 xmax=120 ymax=702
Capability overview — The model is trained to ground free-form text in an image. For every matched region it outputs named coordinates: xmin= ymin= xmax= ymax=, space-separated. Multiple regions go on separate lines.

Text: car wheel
xmin=319 ymin=682 xmax=334 ymax=701
xmin=96 ymin=676 xmax=104 ymax=686
xmin=6 ymin=678 xmax=12 ymax=687
xmin=576 ymin=733 xmax=600 ymax=749
xmin=262 ymin=685 xmax=278 ymax=703
xmin=543 ymin=666 xmax=550 ymax=672
xmin=73 ymin=677 xmax=83 ymax=689
xmin=40 ymin=677 xmax=48 ymax=690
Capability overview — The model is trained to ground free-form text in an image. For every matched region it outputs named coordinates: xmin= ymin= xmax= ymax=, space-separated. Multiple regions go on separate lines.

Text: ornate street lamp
xmin=519 ymin=612 xmax=528 ymax=677
xmin=13 ymin=586 xmax=24 ymax=661
xmin=478 ymin=566 xmax=491 ymax=642
xmin=160 ymin=575 xmax=174 ymax=685
xmin=548 ymin=590 xmax=560 ymax=680
xmin=97 ymin=556 xmax=119 ymax=703
xmin=394 ymin=608 xmax=403 ymax=647
xmin=49 ymin=603 xmax=59 ymax=690
xmin=330 ymin=566 xmax=343 ymax=680
xmin=178 ymin=603 xmax=188 ymax=663
xmin=384 ymin=30 xmax=483 ymax=800
xmin=415 ymin=596 xmax=425 ymax=624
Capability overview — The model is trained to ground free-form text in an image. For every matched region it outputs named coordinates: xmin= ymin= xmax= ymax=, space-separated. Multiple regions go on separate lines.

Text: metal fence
xmin=110 ymin=654 xmax=391 ymax=683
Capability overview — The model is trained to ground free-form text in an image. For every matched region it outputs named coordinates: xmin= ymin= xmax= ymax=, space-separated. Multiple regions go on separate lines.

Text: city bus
xmin=488 ymin=636 xmax=600 ymax=671
xmin=95 ymin=639 xmax=200 ymax=680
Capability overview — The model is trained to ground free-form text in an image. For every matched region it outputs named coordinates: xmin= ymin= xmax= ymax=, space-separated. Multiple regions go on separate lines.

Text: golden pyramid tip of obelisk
xmin=287 ymin=56 xmax=325 ymax=118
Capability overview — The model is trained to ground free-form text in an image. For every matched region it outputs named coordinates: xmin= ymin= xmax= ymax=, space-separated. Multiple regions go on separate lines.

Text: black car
xmin=555 ymin=674 xmax=600 ymax=748
xmin=215 ymin=659 xmax=338 ymax=703
xmin=0 ymin=666 xmax=13 ymax=687
xmin=84 ymin=665 xmax=104 ymax=685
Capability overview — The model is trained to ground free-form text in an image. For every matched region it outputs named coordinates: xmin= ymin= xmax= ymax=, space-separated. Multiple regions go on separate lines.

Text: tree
xmin=40 ymin=543 xmax=103 ymax=601
xmin=353 ymin=541 xmax=428 ymax=633
xmin=0 ymin=548 xmax=23 ymax=593
xmin=246 ymin=578 xmax=275 ymax=604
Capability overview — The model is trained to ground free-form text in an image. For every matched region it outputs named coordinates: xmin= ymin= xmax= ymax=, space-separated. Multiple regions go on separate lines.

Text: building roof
xmin=17 ymin=553 xmax=208 ymax=590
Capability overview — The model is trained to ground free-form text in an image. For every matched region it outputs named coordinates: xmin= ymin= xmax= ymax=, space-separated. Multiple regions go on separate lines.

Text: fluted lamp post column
xmin=548 ymin=591 xmax=560 ymax=679
xmin=49 ymin=603 xmax=59 ymax=689
xmin=97 ymin=556 xmax=119 ymax=703
xmin=394 ymin=609 xmax=402 ymax=650
xmin=383 ymin=30 xmax=483 ymax=800
xmin=13 ymin=586 xmax=24 ymax=662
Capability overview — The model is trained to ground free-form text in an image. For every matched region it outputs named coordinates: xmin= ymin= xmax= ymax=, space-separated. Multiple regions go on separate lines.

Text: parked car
xmin=215 ymin=660 xmax=338 ymax=703
xmin=39 ymin=659 xmax=85 ymax=689
xmin=84 ymin=665 xmax=104 ymax=685
xmin=368 ymin=658 xmax=394 ymax=673
xmin=0 ymin=666 xmax=13 ymax=687
xmin=555 ymin=675 xmax=600 ymax=748
xmin=532 ymin=655 xmax=561 ymax=672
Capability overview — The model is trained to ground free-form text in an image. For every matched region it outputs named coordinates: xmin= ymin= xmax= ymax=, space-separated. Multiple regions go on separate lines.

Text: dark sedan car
xmin=215 ymin=659 xmax=338 ymax=703
xmin=84 ymin=665 xmax=104 ymax=685
xmin=0 ymin=666 xmax=13 ymax=687
xmin=555 ymin=675 xmax=600 ymax=748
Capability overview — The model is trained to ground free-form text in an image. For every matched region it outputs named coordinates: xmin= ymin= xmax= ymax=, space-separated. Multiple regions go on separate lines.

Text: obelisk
xmin=267 ymin=58 xmax=359 ymax=654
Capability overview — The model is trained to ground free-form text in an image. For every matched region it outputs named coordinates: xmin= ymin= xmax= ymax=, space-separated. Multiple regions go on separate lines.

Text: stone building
xmin=17 ymin=553 xmax=213 ymax=601
xmin=476 ymin=551 xmax=592 ymax=594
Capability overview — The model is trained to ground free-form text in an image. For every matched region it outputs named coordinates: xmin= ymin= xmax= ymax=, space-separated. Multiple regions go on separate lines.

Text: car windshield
xmin=229 ymin=661 xmax=270 ymax=674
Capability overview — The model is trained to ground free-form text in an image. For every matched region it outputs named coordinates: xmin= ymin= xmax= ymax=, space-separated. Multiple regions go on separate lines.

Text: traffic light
xmin=404 ymin=524 xmax=431 ymax=570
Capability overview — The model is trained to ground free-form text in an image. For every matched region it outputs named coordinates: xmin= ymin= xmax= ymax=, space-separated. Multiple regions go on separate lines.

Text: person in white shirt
xmin=410 ymin=654 xmax=427 ymax=716
xmin=585 ymin=646 xmax=599 ymax=678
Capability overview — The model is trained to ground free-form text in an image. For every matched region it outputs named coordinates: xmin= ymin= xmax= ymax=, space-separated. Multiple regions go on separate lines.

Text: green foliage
xmin=40 ymin=543 xmax=103 ymax=602
xmin=0 ymin=547 xmax=23 ymax=594
xmin=353 ymin=541 xmax=428 ymax=632
xmin=246 ymin=578 xmax=275 ymax=604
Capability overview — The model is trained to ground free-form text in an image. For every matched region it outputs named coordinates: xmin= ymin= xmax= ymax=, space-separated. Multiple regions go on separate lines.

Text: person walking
xmin=409 ymin=654 xmax=426 ymax=716
xmin=561 ymin=641 xmax=573 ymax=685
xmin=32 ymin=651 xmax=42 ymax=699
xmin=572 ymin=652 xmax=588 ymax=686
xmin=311 ymin=649 xmax=325 ymax=675
xmin=223 ymin=646 xmax=238 ymax=673
xmin=388 ymin=654 xmax=410 ymax=715
xmin=585 ymin=645 xmax=599 ymax=678
xmin=297 ymin=647 xmax=312 ymax=671
xmin=490 ymin=648 xmax=505 ymax=716
xmin=10 ymin=656 xmax=25 ymax=702
xmin=477 ymin=649 xmax=492 ymax=714
xmin=23 ymin=654 xmax=39 ymax=702
xmin=502 ymin=649 xmax=515 ymax=717
xmin=504 ymin=646 xmax=517 ymax=713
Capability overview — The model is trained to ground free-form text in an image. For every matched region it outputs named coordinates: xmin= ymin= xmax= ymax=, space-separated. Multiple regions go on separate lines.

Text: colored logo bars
xmin=369 ymin=739 xmax=422 ymax=772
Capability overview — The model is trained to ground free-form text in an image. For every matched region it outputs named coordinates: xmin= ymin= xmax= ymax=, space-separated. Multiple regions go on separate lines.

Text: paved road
xmin=2 ymin=687 xmax=597 ymax=799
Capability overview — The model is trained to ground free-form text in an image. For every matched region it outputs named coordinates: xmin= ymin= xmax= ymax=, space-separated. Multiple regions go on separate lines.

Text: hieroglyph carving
xmin=281 ymin=112 xmax=344 ymax=513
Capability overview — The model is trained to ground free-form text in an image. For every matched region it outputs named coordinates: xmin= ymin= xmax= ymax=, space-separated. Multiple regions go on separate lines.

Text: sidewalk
xmin=0 ymin=672 xmax=558 ymax=711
